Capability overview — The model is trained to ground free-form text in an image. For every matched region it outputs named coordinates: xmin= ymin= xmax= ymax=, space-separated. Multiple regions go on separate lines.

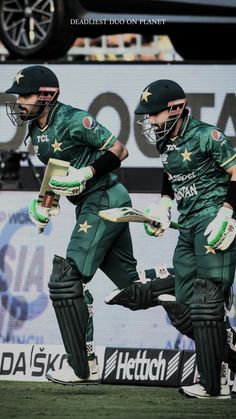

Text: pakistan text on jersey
xmin=175 ymin=184 xmax=198 ymax=200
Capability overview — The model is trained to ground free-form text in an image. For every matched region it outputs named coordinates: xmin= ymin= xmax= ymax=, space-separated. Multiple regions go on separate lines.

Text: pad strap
xmin=49 ymin=255 xmax=90 ymax=378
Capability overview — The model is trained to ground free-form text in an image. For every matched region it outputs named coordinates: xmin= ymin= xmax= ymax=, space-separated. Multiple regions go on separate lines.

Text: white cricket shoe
xmin=179 ymin=383 xmax=231 ymax=399
xmin=45 ymin=359 xmax=100 ymax=386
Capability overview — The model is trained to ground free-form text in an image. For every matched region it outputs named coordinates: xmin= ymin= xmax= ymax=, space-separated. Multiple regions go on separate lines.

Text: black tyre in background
xmin=0 ymin=0 xmax=76 ymax=59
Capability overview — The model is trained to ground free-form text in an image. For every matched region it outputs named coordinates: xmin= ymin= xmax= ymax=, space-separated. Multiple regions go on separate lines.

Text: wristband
xmin=225 ymin=180 xmax=236 ymax=211
xmin=91 ymin=150 xmax=121 ymax=177
xmin=161 ymin=171 xmax=175 ymax=200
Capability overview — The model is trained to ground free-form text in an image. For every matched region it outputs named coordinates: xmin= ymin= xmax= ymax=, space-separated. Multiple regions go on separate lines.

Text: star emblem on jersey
xmin=181 ymin=148 xmax=192 ymax=162
xmin=141 ymin=87 xmax=152 ymax=102
xmin=51 ymin=139 xmax=63 ymax=152
xmin=204 ymin=245 xmax=216 ymax=255
xmin=14 ymin=71 xmax=24 ymax=84
xmin=78 ymin=221 xmax=92 ymax=234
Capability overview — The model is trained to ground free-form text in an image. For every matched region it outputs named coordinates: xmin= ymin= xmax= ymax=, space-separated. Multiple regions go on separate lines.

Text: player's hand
xmin=143 ymin=197 xmax=172 ymax=237
xmin=49 ymin=166 xmax=94 ymax=196
xmin=204 ymin=207 xmax=236 ymax=251
xmin=29 ymin=198 xmax=51 ymax=229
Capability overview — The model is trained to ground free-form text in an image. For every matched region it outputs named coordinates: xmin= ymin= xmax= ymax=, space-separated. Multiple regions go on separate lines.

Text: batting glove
xmin=29 ymin=198 xmax=50 ymax=229
xmin=29 ymin=198 xmax=60 ymax=230
xmin=144 ymin=197 xmax=172 ymax=237
xmin=204 ymin=207 xmax=236 ymax=251
xmin=49 ymin=166 xmax=93 ymax=196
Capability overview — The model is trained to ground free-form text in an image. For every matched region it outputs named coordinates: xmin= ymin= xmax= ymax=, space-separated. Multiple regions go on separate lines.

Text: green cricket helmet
xmin=5 ymin=65 xmax=60 ymax=126
xmin=135 ymin=79 xmax=187 ymax=144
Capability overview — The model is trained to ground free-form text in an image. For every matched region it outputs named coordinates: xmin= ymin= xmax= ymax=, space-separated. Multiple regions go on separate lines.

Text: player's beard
xmin=6 ymin=102 xmax=46 ymax=126
xmin=18 ymin=103 xmax=43 ymax=121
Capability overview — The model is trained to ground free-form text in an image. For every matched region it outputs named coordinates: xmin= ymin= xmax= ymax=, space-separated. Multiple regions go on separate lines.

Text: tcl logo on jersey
xmin=102 ymin=348 xmax=182 ymax=386
xmin=36 ymin=134 xmax=49 ymax=143
xmin=166 ymin=144 xmax=179 ymax=151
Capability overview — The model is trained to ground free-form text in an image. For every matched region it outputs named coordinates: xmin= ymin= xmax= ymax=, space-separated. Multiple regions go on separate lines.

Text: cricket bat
xmin=37 ymin=158 xmax=70 ymax=233
xmin=98 ymin=207 xmax=178 ymax=230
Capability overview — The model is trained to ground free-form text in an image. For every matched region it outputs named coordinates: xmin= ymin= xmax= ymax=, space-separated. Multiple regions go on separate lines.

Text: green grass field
xmin=0 ymin=382 xmax=236 ymax=419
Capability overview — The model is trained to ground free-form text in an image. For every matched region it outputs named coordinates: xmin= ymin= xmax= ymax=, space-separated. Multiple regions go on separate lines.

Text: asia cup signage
xmin=0 ymin=203 xmax=48 ymax=345
xmin=0 ymin=192 xmax=72 ymax=346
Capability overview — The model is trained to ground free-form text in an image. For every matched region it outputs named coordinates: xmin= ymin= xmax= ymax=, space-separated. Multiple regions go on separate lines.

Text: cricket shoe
xmin=179 ymin=383 xmax=231 ymax=399
xmin=45 ymin=359 xmax=100 ymax=386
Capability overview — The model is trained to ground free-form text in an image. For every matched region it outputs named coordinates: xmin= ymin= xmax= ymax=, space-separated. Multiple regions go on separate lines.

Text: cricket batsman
xmin=4 ymin=66 xmax=176 ymax=386
xmin=106 ymin=79 xmax=236 ymax=399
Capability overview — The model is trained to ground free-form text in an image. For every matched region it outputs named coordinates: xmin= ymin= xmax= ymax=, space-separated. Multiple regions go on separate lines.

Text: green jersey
xmin=157 ymin=114 xmax=236 ymax=227
xmin=29 ymin=102 xmax=118 ymax=204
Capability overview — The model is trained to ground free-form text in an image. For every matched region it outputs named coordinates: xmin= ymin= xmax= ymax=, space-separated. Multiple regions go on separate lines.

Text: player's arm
xmin=89 ymin=139 xmax=127 ymax=177
xmin=144 ymin=171 xmax=174 ymax=237
xmin=223 ymin=163 xmax=236 ymax=210
xmin=204 ymin=163 xmax=236 ymax=250
xmin=49 ymin=139 xmax=126 ymax=196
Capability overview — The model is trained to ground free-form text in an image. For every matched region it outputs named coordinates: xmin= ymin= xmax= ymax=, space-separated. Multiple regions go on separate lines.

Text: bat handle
xmin=37 ymin=226 xmax=45 ymax=234
xmin=170 ymin=221 xmax=178 ymax=230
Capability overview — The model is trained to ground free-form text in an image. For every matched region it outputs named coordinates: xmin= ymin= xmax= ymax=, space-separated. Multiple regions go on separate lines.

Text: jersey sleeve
xmin=69 ymin=110 xmax=117 ymax=150
xmin=200 ymin=127 xmax=236 ymax=171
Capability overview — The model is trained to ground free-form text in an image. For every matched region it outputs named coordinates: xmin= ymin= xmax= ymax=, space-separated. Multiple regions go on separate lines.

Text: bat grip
xmin=37 ymin=226 xmax=45 ymax=234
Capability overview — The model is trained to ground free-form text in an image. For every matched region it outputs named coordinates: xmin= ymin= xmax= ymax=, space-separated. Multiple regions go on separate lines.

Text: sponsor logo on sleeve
xmin=83 ymin=116 xmax=97 ymax=130
xmin=211 ymin=130 xmax=223 ymax=141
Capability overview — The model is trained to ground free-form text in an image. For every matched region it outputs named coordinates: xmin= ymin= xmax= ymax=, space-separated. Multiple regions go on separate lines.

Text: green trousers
xmin=66 ymin=182 xmax=139 ymax=289
xmin=173 ymin=216 xmax=236 ymax=305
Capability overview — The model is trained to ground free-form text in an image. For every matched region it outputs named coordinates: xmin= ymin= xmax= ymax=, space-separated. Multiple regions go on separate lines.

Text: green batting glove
xmin=143 ymin=221 xmax=163 ymax=237
xmin=143 ymin=197 xmax=172 ymax=237
xmin=49 ymin=166 xmax=93 ymax=196
xmin=29 ymin=198 xmax=50 ymax=229
xmin=204 ymin=207 xmax=236 ymax=251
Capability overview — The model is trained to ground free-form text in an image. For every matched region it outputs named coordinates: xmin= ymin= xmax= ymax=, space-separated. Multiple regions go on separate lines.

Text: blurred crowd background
xmin=0 ymin=34 xmax=182 ymax=63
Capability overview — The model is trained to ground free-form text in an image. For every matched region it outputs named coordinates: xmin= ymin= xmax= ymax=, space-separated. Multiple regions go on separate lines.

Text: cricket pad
xmin=159 ymin=300 xmax=193 ymax=338
xmin=106 ymin=274 xmax=175 ymax=310
xmin=48 ymin=255 xmax=89 ymax=378
xmin=190 ymin=278 xmax=227 ymax=396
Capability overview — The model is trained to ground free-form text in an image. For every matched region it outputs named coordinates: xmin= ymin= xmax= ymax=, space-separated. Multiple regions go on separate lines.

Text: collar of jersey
xmin=37 ymin=102 xmax=60 ymax=132
xmin=177 ymin=110 xmax=190 ymax=138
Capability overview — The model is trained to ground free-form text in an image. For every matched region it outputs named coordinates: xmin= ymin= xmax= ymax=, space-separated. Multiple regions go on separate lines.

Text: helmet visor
xmin=6 ymin=101 xmax=45 ymax=126
xmin=137 ymin=98 xmax=187 ymax=144
xmin=5 ymin=87 xmax=59 ymax=126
